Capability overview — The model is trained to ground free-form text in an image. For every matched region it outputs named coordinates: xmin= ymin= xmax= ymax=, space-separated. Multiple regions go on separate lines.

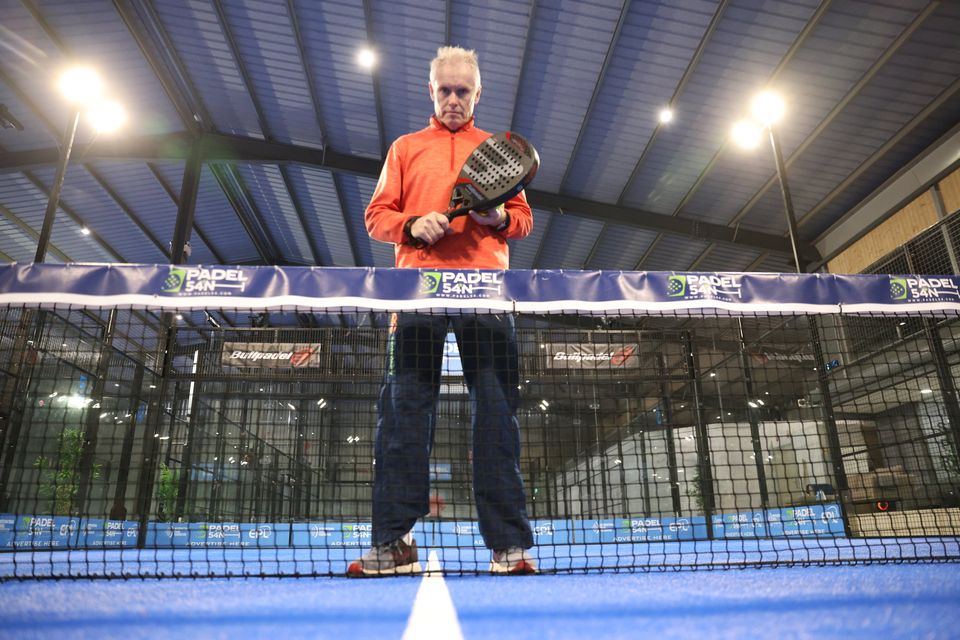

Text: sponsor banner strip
xmin=2 ymin=264 xmax=960 ymax=316
xmin=1 ymin=505 xmax=843 ymax=550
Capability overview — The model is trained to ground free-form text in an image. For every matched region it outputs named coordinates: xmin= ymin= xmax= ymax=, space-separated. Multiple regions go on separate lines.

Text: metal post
xmin=35 ymin=111 xmax=81 ymax=263
xmin=75 ymin=308 xmax=119 ymax=514
xmin=110 ymin=361 xmax=145 ymax=520
xmin=768 ymin=127 xmax=803 ymax=273
xmin=171 ymin=142 xmax=202 ymax=264
xmin=658 ymin=353 xmax=683 ymax=517
xmin=737 ymin=318 xmax=771 ymax=510
xmin=683 ymin=331 xmax=715 ymax=539
xmin=0 ymin=112 xmax=81 ymax=508
xmin=134 ymin=141 xmax=202 ymax=545
xmin=768 ymin=124 xmax=852 ymax=536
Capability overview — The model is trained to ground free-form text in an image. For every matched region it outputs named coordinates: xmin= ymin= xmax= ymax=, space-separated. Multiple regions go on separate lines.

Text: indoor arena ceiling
xmin=0 ymin=0 xmax=959 ymax=273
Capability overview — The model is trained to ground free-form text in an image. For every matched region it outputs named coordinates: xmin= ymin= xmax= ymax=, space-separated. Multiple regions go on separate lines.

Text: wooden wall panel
xmin=827 ymin=191 xmax=937 ymax=274
xmin=938 ymin=167 xmax=960 ymax=216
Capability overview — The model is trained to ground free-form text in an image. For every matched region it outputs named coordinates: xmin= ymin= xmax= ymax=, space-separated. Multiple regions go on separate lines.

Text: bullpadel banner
xmin=1 ymin=264 xmax=959 ymax=315
xmin=222 ymin=342 xmax=322 ymax=369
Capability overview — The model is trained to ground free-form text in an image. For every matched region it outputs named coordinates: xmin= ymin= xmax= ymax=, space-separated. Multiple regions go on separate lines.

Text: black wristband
xmin=494 ymin=212 xmax=511 ymax=232
xmin=403 ymin=216 xmax=421 ymax=244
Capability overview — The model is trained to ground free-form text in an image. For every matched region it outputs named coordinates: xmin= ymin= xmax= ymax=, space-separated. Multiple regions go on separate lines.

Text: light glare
xmin=658 ymin=108 xmax=674 ymax=124
xmin=357 ymin=47 xmax=377 ymax=69
xmin=88 ymin=100 xmax=126 ymax=133
xmin=731 ymin=119 xmax=763 ymax=150
xmin=750 ymin=90 xmax=785 ymax=126
xmin=57 ymin=67 xmax=103 ymax=104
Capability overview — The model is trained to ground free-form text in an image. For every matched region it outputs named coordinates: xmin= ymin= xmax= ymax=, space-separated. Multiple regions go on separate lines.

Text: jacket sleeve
xmin=365 ymin=141 xmax=408 ymax=245
xmin=501 ymin=189 xmax=533 ymax=240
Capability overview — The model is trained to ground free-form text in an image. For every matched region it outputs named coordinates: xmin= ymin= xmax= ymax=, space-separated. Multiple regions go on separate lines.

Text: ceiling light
xmin=750 ymin=90 xmax=785 ymax=126
xmin=57 ymin=66 xmax=103 ymax=104
xmin=80 ymin=226 xmax=91 ymax=235
xmin=658 ymin=108 xmax=674 ymax=124
xmin=357 ymin=47 xmax=377 ymax=69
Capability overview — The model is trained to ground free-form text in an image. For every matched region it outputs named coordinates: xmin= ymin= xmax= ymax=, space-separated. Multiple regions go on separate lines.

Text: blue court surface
xmin=0 ymin=559 xmax=958 ymax=639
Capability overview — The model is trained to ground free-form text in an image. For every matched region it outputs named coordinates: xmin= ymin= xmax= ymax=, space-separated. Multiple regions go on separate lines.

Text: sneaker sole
xmin=347 ymin=561 xmax=423 ymax=577
xmin=488 ymin=560 xmax=538 ymax=575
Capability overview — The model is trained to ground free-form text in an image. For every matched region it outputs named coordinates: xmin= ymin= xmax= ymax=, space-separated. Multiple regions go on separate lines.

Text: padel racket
xmin=410 ymin=131 xmax=539 ymax=246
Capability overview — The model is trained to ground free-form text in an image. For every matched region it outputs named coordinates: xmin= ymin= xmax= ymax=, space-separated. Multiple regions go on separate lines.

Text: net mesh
xmin=1 ymin=268 xmax=959 ymax=579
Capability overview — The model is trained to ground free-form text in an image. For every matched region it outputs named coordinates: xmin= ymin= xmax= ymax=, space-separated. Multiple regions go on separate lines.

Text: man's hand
xmin=468 ymin=203 xmax=506 ymax=227
xmin=409 ymin=212 xmax=452 ymax=245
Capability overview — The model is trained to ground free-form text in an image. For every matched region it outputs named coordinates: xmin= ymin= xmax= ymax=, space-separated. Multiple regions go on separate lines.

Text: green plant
xmin=33 ymin=427 xmax=100 ymax=516
xmin=686 ymin=469 xmax=704 ymax=510
xmin=156 ymin=463 xmax=180 ymax=522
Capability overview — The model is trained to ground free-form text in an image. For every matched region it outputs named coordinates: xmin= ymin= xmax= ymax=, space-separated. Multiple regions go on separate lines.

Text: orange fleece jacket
xmin=365 ymin=116 xmax=533 ymax=269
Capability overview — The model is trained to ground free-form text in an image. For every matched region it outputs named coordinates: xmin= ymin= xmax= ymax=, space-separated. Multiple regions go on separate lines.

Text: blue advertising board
xmin=144 ymin=521 xmax=290 ymax=548
xmin=76 ymin=518 xmax=139 ymax=548
xmin=0 ymin=504 xmax=844 ymax=551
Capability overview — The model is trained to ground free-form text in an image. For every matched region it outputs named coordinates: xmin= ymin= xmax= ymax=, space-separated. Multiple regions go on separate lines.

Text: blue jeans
xmin=372 ymin=312 xmax=534 ymax=550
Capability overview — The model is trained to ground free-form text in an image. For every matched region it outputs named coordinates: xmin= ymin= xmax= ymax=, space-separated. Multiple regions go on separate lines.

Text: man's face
xmin=429 ymin=61 xmax=481 ymax=131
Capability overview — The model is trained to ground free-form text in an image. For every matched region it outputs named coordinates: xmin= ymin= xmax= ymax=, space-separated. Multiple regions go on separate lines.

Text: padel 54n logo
xmin=666 ymin=273 xmax=742 ymax=301
xmin=420 ymin=270 xmax=503 ymax=298
xmin=890 ymin=276 xmax=960 ymax=302
xmin=161 ymin=267 xmax=249 ymax=296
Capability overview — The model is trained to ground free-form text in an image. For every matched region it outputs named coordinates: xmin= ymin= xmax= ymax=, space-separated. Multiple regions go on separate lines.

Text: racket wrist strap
xmin=495 ymin=212 xmax=511 ymax=232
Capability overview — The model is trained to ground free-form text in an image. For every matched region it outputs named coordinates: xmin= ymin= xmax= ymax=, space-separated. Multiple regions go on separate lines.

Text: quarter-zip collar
xmin=429 ymin=115 xmax=475 ymax=133
xmin=429 ymin=115 xmax=476 ymax=170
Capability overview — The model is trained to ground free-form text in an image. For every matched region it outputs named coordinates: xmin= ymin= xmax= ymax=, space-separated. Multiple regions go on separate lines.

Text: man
xmin=348 ymin=46 xmax=536 ymax=576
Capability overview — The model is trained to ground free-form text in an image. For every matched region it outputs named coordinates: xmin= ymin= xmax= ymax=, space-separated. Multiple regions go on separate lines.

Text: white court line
xmin=402 ymin=551 xmax=464 ymax=640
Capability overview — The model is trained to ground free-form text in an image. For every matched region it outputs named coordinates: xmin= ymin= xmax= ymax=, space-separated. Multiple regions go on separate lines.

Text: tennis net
xmin=0 ymin=264 xmax=958 ymax=579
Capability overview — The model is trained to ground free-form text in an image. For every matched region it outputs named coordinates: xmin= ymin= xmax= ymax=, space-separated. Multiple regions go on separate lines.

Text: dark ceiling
xmin=1 ymin=0 xmax=959 ymax=273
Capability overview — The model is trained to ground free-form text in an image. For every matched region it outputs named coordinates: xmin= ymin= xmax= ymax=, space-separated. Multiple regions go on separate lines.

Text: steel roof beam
xmin=286 ymin=0 xmax=350 ymax=266
xmin=211 ymin=0 xmax=319 ymax=267
xmin=111 ymin=0 xmax=203 ymax=133
xmin=0 ymin=133 xmax=817 ymax=260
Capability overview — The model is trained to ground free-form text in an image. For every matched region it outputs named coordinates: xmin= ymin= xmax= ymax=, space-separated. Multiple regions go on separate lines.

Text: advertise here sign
xmin=222 ymin=342 xmax=321 ymax=369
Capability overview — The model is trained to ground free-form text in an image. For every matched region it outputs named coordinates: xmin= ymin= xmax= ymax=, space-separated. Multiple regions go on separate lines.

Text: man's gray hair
xmin=430 ymin=46 xmax=481 ymax=87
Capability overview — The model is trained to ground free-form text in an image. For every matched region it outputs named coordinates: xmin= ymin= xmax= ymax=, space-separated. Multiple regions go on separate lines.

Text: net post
xmin=658 ymin=352 xmax=683 ymax=517
xmin=682 ymin=330 xmax=716 ymax=539
xmin=75 ymin=308 xmax=119 ymax=514
xmin=135 ymin=314 xmax=177 ymax=547
xmin=736 ymin=318 xmax=771 ymax=511
xmin=108 ymin=360 xmax=146 ymax=520
xmin=174 ymin=345 xmax=204 ymax=521
xmin=807 ymin=316 xmax=853 ymax=537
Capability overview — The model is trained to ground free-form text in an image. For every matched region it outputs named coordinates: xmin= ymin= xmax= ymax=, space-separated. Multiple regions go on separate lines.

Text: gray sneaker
xmin=347 ymin=537 xmax=422 ymax=577
xmin=490 ymin=547 xmax=538 ymax=574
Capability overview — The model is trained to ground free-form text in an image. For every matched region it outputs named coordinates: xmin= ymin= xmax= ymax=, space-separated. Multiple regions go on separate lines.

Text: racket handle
xmin=445 ymin=206 xmax=470 ymax=221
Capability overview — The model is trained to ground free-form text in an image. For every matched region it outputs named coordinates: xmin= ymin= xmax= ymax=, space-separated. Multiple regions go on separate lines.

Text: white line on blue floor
xmin=402 ymin=551 xmax=464 ymax=640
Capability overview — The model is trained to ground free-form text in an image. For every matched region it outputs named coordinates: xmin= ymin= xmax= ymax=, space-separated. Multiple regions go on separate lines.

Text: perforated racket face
xmin=449 ymin=132 xmax=539 ymax=215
